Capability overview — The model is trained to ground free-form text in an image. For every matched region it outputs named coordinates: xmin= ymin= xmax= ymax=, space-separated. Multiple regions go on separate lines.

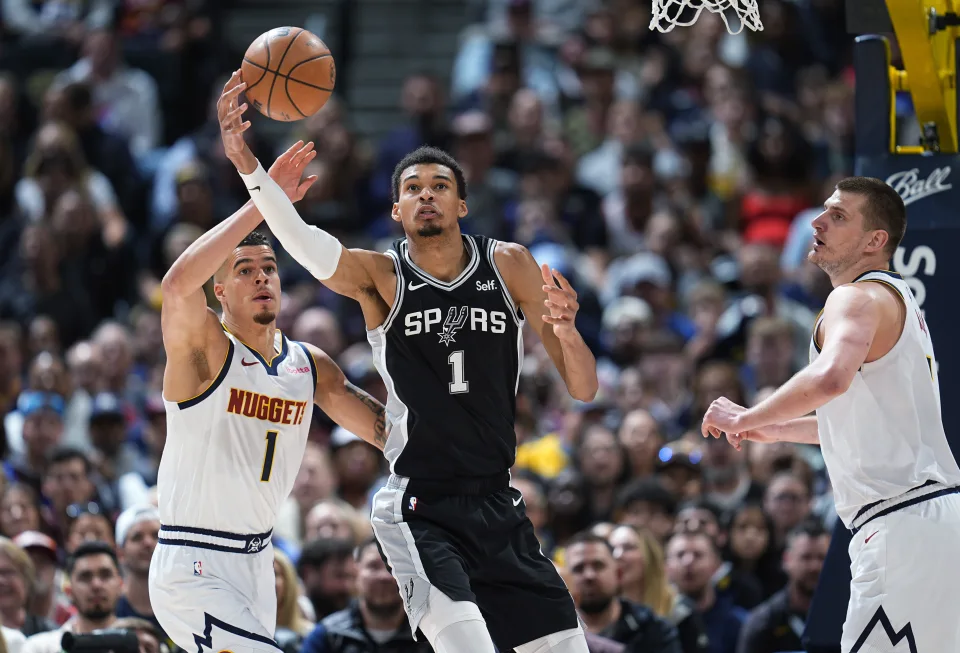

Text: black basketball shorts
xmin=370 ymin=473 xmax=579 ymax=650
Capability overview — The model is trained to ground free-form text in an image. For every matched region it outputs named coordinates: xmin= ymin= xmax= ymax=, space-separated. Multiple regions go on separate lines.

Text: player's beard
xmin=253 ymin=310 xmax=276 ymax=325
xmin=577 ymin=594 xmax=615 ymax=615
xmin=417 ymin=223 xmax=443 ymax=238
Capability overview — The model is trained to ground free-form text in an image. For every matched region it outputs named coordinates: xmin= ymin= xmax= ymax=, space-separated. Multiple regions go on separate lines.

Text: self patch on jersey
xmin=409 ymin=497 xmax=417 ymax=511
xmin=194 ymin=561 xmax=202 ymax=576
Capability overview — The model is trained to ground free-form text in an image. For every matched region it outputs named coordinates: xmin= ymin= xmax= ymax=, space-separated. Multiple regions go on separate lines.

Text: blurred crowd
xmin=0 ymin=0 xmax=862 ymax=653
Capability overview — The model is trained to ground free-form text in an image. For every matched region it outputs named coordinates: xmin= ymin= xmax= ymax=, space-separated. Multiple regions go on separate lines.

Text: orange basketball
xmin=240 ymin=27 xmax=336 ymax=122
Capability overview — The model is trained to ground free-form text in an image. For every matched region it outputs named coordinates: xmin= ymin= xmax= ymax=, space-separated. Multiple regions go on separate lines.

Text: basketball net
xmin=649 ymin=0 xmax=763 ymax=34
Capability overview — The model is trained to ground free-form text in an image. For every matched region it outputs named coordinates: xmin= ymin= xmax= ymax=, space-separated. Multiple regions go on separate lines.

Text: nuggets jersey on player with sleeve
xmin=366 ymin=234 xmax=524 ymax=481
xmin=810 ymin=269 xmax=960 ymax=528
xmin=157 ymin=327 xmax=317 ymax=540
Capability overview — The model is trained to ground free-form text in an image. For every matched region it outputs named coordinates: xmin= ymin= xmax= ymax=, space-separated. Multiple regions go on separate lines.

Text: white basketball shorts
xmin=148 ymin=525 xmax=280 ymax=653
xmin=842 ymin=486 xmax=960 ymax=653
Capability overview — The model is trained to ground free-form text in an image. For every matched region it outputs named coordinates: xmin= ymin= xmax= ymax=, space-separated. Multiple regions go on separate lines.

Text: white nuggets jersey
xmin=158 ymin=328 xmax=317 ymax=535
xmin=810 ymin=270 xmax=960 ymax=527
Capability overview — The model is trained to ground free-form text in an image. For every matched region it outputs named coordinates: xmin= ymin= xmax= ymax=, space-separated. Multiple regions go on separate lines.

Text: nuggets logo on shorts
xmin=409 ymin=497 xmax=417 ymax=511
xmin=194 ymin=561 xmax=202 ymax=576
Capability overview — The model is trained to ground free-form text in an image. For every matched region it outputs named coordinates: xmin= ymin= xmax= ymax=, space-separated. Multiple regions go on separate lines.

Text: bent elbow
xmin=160 ymin=271 xmax=185 ymax=298
xmin=570 ymin=380 xmax=599 ymax=403
xmin=817 ymin=365 xmax=853 ymax=398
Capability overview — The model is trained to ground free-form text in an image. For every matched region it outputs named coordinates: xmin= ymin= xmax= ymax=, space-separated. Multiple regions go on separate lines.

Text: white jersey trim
xmin=485 ymin=238 xmax=524 ymax=327
xmin=400 ymin=236 xmax=479 ymax=291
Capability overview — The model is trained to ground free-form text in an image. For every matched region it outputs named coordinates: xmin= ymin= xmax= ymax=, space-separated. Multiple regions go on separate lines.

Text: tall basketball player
xmin=218 ymin=73 xmax=599 ymax=653
xmin=149 ymin=74 xmax=388 ymax=653
xmin=701 ymin=177 xmax=960 ymax=652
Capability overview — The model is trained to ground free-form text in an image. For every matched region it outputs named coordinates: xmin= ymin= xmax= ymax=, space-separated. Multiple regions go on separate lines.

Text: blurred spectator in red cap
xmin=13 ymin=531 xmax=72 ymax=626
xmin=0 ymin=535 xmax=56 ymax=636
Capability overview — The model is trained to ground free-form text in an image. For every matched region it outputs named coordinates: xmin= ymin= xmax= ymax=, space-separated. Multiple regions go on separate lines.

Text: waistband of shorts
xmin=158 ymin=524 xmax=273 ymax=554
xmin=385 ymin=472 xmax=510 ymax=496
xmin=850 ymin=480 xmax=960 ymax=533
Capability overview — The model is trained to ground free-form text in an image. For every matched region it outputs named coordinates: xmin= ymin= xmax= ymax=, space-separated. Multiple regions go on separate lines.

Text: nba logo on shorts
xmin=409 ymin=497 xmax=417 ymax=511
xmin=193 ymin=561 xmax=202 ymax=576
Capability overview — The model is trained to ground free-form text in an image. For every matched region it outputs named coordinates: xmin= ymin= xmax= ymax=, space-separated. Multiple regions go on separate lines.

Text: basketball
xmin=240 ymin=26 xmax=336 ymax=122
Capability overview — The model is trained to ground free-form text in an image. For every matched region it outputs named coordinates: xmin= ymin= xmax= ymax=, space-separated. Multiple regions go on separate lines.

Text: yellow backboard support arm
xmin=886 ymin=0 xmax=959 ymax=152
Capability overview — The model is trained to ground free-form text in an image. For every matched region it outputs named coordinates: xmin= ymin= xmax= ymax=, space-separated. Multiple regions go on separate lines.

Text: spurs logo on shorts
xmin=247 ymin=537 xmax=262 ymax=553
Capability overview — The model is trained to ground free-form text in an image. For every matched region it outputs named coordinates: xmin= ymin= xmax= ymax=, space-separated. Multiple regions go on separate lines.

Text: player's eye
xmin=264 ymin=266 xmax=276 ymax=274
xmin=436 ymin=183 xmax=447 ymax=190
xmin=408 ymin=184 xmax=419 ymax=192
xmin=239 ymin=269 xmax=249 ymax=275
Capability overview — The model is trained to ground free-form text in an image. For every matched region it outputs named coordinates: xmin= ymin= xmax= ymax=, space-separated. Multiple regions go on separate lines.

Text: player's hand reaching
xmin=217 ymin=70 xmax=257 ymax=174
xmin=541 ymin=264 xmax=580 ymax=340
xmin=702 ymin=396 xmax=753 ymax=451
xmin=267 ymin=140 xmax=319 ymax=203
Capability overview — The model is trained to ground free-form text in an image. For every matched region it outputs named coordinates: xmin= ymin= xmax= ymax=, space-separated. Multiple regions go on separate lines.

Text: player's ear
xmin=457 ymin=199 xmax=468 ymax=219
xmin=867 ymin=229 xmax=889 ymax=254
xmin=391 ymin=203 xmax=401 ymax=224
xmin=213 ymin=281 xmax=225 ymax=304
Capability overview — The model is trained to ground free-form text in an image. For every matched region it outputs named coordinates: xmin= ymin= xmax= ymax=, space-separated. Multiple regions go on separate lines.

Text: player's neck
xmin=829 ymin=256 xmax=891 ymax=287
xmin=406 ymin=230 xmax=469 ymax=282
xmin=223 ymin=316 xmax=277 ymax=359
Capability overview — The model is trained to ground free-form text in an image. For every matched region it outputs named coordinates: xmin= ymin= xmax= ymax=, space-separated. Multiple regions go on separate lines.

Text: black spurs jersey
xmin=367 ymin=234 xmax=524 ymax=480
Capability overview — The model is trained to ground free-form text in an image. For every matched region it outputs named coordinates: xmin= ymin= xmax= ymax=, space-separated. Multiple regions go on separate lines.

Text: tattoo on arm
xmin=345 ymin=382 xmax=387 ymax=448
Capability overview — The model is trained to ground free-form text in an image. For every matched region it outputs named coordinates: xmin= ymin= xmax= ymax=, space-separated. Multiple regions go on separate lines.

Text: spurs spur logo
xmin=438 ymin=307 xmax=468 ymax=346
xmin=886 ymin=167 xmax=952 ymax=206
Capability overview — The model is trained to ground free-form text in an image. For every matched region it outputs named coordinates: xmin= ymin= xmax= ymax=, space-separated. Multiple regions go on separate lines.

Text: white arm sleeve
xmin=239 ymin=161 xmax=343 ymax=280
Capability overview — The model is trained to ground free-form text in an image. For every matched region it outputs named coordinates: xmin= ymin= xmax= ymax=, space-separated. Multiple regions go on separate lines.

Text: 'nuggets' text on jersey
xmin=368 ymin=235 xmax=524 ymax=481
xmin=157 ymin=329 xmax=318 ymax=534
xmin=226 ymin=388 xmax=309 ymax=425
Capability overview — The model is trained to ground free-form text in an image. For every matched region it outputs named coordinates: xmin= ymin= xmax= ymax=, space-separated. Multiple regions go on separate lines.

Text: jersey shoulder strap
xmin=480 ymin=236 xmax=525 ymax=324
xmin=853 ymin=269 xmax=907 ymax=298
xmin=381 ymin=245 xmax=405 ymax=332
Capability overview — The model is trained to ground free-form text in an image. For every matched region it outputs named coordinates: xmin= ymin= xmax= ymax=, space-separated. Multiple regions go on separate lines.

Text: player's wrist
xmin=231 ymin=147 xmax=259 ymax=175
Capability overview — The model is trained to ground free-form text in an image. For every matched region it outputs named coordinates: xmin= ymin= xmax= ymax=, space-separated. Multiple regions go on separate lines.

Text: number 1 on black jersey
xmin=448 ymin=350 xmax=469 ymax=394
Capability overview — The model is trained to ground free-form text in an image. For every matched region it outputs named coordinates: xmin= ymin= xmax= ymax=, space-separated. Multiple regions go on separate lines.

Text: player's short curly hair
xmin=391 ymin=146 xmax=468 ymax=203
xmin=238 ymin=230 xmax=272 ymax=249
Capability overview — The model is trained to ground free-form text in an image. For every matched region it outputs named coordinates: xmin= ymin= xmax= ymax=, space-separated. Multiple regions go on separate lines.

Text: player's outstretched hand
xmin=541 ymin=264 xmax=580 ymax=340
xmin=217 ymin=70 xmax=256 ymax=172
xmin=702 ymin=396 xmax=748 ymax=451
xmin=268 ymin=140 xmax=319 ymax=202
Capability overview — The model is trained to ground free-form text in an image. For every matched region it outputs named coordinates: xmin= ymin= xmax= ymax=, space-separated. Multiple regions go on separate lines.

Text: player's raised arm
xmin=218 ymin=70 xmax=393 ymax=307
xmin=494 ymin=242 xmax=598 ymax=402
xmin=302 ymin=343 xmax=387 ymax=450
xmin=703 ymin=282 xmax=884 ymax=438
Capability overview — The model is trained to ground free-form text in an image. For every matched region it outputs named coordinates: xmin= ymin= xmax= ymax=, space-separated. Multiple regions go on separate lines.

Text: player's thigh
xmin=842 ymin=496 xmax=960 ymax=653
xmin=150 ymin=545 xmax=277 ymax=652
xmin=472 ymin=513 xmax=578 ymax=650
xmin=370 ymin=484 xmax=475 ymax=633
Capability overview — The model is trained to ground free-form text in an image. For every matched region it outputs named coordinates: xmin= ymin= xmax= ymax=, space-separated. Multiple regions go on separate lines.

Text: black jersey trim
xmin=380 ymin=250 xmax=405 ymax=333
xmin=177 ymin=340 xmax=234 ymax=410
xmin=400 ymin=236 xmax=480 ymax=290
xmin=486 ymin=238 xmax=524 ymax=326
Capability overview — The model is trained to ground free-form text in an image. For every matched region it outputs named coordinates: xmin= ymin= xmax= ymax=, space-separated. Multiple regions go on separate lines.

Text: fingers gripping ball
xmin=241 ymin=26 xmax=336 ymax=122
